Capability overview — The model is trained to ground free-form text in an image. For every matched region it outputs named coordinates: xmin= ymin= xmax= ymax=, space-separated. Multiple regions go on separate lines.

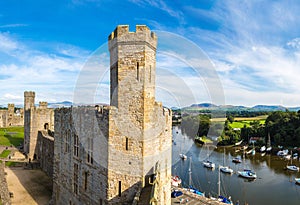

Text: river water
xmin=171 ymin=126 xmax=300 ymax=205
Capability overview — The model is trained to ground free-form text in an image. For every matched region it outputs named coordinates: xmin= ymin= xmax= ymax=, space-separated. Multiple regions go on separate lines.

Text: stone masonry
xmin=52 ymin=25 xmax=172 ymax=205
xmin=24 ymin=91 xmax=54 ymax=161
xmin=0 ymin=103 xmax=24 ymax=128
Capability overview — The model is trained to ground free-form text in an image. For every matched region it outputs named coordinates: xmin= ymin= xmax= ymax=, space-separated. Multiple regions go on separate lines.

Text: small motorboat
xmin=260 ymin=146 xmax=266 ymax=152
xmin=171 ymin=176 xmax=182 ymax=187
xmin=179 ymin=153 xmax=187 ymax=160
xmin=203 ymin=160 xmax=215 ymax=169
xmin=220 ymin=166 xmax=233 ymax=174
xmin=286 ymin=165 xmax=299 ymax=172
xmin=295 ymin=178 xmax=300 ymax=185
xmin=232 ymin=157 xmax=242 ymax=163
xmin=238 ymin=169 xmax=257 ymax=179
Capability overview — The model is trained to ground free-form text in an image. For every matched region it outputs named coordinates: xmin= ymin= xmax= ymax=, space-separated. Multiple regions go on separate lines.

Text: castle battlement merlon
xmin=108 ymin=25 xmax=157 ymax=51
xmin=24 ymin=91 xmax=35 ymax=97
xmin=8 ymin=103 xmax=15 ymax=108
xmin=39 ymin=101 xmax=48 ymax=109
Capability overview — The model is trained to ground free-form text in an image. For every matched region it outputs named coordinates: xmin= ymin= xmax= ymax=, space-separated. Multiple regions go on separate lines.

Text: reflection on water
xmin=172 ymin=126 xmax=300 ymax=205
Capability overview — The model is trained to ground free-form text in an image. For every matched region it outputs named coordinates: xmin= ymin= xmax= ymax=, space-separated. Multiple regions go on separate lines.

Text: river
xmin=171 ymin=126 xmax=300 ymax=205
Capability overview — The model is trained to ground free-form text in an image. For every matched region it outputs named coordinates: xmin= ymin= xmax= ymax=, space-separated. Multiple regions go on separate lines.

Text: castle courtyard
xmin=5 ymin=167 xmax=52 ymax=205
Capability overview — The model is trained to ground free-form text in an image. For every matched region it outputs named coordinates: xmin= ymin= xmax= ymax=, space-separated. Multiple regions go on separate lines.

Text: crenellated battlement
xmin=108 ymin=25 xmax=156 ymax=40
xmin=24 ymin=91 xmax=35 ymax=97
xmin=39 ymin=101 xmax=48 ymax=109
xmin=8 ymin=103 xmax=14 ymax=108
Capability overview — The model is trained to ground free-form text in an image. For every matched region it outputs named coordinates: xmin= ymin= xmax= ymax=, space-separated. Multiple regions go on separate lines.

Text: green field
xmin=0 ymin=126 xmax=24 ymax=146
xmin=230 ymin=119 xmax=266 ymax=129
xmin=0 ymin=150 xmax=11 ymax=158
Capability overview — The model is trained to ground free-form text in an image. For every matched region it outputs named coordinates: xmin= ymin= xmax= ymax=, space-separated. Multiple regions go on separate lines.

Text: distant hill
xmin=180 ymin=103 xmax=300 ymax=112
xmin=251 ymin=105 xmax=286 ymax=111
xmin=48 ymin=101 xmax=73 ymax=108
xmin=190 ymin=103 xmax=218 ymax=108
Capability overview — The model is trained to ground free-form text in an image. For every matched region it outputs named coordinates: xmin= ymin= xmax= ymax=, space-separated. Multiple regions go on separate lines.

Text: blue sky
xmin=1 ymin=0 xmax=300 ymax=107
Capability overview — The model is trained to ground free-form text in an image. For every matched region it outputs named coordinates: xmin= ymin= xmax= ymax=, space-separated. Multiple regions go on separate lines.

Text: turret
xmin=24 ymin=91 xmax=35 ymax=110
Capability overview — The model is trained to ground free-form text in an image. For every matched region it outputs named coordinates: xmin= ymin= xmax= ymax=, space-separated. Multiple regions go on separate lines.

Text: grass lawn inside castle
xmin=0 ymin=127 xmax=24 ymax=147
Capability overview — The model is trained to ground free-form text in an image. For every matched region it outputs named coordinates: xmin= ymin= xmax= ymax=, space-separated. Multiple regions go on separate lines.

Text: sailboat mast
xmin=223 ymin=147 xmax=225 ymax=166
xmin=189 ymin=156 xmax=192 ymax=186
xmin=218 ymin=165 xmax=221 ymax=197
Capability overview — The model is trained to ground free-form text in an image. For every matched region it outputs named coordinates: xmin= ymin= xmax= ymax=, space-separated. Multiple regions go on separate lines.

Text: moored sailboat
xmin=237 ymin=169 xmax=257 ymax=179
xmin=218 ymin=165 xmax=233 ymax=204
xmin=286 ymin=151 xmax=299 ymax=172
xmin=220 ymin=148 xmax=233 ymax=174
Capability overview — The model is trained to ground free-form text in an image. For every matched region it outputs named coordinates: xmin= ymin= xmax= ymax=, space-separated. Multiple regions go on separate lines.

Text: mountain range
xmin=1 ymin=102 xmax=300 ymax=112
xmin=183 ymin=103 xmax=300 ymax=112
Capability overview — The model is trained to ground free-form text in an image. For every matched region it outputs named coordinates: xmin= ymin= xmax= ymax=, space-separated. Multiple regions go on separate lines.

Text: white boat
xmin=220 ymin=166 xmax=233 ymax=174
xmin=235 ymin=140 xmax=243 ymax=146
xmin=277 ymin=149 xmax=288 ymax=156
xmin=232 ymin=157 xmax=242 ymax=163
xmin=171 ymin=175 xmax=182 ymax=187
xmin=266 ymin=146 xmax=272 ymax=152
xmin=286 ymin=151 xmax=299 ymax=171
xmin=217 ymin=166 xmax=233 ymax=204
xmin=238 ymin=169 xmax=257 ymax=179
xmin=260 ymin=146 xmax=266 ymax=152
xmin=286 ymin=165 xmax=299 ymax=172
xmin=295 ymin=178 xmax=300 ymax=185
xmin=220 ymin=148 xmax=233 ymax=174
xmin=246 ymin=149 xmax=252 ymax=154
xmin=187 ymin=156 xmax=205 ymax=197
xmin=179 ymin=153 xmax=187 ymax=160
xmin=203 ymin=160 xmax=215 ymax=169
xmin=293 ymin=153 xmax=298 ymax=160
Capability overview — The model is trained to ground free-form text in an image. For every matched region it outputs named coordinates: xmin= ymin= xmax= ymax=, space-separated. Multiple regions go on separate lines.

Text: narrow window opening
xmin=125 ymin=137 xmax=129 ymax=151
xmin=74 ymin=134 xmax=79 ymax=157
xmin=137 ymin=62 xmax=139 ymax=81
xmin=118 ymin=181 xmax=122 ymax=197
xmin=84 ymin=172 xmax=88 ymax=191
xmin=87 ymin=138 xmax=94 ymax=164
xmin=44 ymin=123 xmax=49 ymax=130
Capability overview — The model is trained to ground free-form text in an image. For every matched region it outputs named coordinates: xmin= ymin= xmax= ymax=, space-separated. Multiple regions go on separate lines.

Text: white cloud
xmin=0 ymin=24 xmax=28 ymax=28
xmin=0 ymin=33 xmax=90 ymax=105
xmin=0 ymin=33 xmax=18 ymax=52
xmin=129 ymin=0 xmax=185 ymax=23
xmin=287 ymin=38 xmax=300 ymax=49
xmin=179 ymin=0 xmax=300 ymax=107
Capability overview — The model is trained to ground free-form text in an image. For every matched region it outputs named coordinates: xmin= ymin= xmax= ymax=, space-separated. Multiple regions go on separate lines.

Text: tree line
xmin=180 ymin=110 xmax=300 ymax=147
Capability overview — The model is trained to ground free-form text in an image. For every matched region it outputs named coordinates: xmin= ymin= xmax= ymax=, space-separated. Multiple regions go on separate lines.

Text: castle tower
xmin=24 ymin=91 xmax=35 ymax=156
xmin=107 ymin=25 xmax=172 ymax=204
xmin=7 ymin=103 xmax=15 ymax=126
xmin=8 ymin=103 xmax=14 ymax=113
xmin=24 ymin=91 xmax=35 ymax=110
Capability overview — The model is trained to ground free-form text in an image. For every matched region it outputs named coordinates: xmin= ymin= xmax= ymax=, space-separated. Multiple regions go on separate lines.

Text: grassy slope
xmin=0 ymin=127 xmax=24 ymax=146
xmin=0 ymin=150 xmax=11 ymax=158
xmin=230 ymin=119 xmax=266 ymax=129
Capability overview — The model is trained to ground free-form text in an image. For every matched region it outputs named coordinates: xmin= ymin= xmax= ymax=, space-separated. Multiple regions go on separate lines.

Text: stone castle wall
xmin=24 ymin=92 xmax=54 ymax=160
xmin=0 ymin=104 xmax=24 ymax=128
xmin=107 ymin=25 xmax=172 ymax=205
xmin=53 ymin=106 xmax=109 ymax=205
xmin=52 ymin=25 xmax=172 ymax=205
xmin=37 ymin=130 xmax=54 ymax=177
